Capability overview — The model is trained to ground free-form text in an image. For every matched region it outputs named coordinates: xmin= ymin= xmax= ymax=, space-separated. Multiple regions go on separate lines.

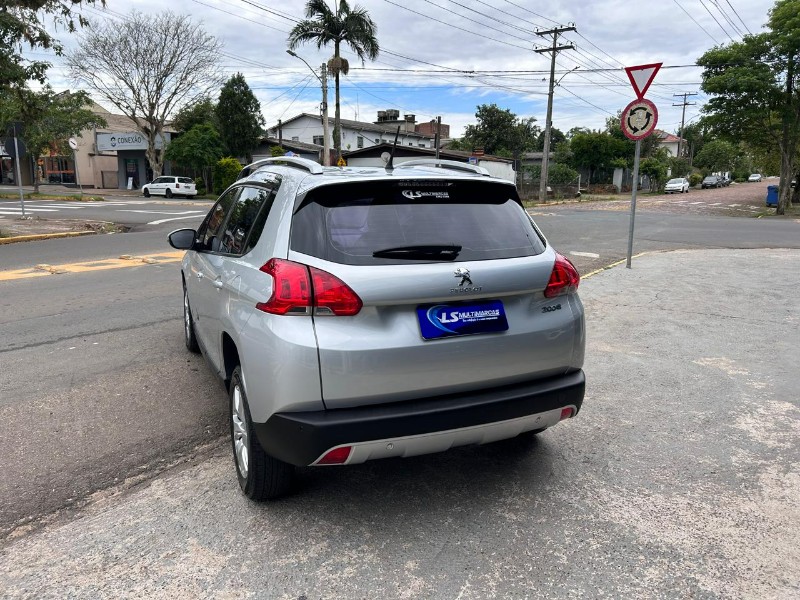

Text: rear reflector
xmin=545 ymin=253 xmax=580 ymax=298
xmin=560 ymin=407 xmax=574 ymax=421
xmin=317 ymin=446 xmax=352 ymax=465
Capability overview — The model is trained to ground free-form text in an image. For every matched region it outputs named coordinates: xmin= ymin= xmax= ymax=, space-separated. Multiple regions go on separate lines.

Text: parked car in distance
xmin=719 ymin=176 xmax=731 ymax=187
xmin=748 ymin=173 xmax=763 ymax=182
xmin=664 ymin=177 xmax=690 ymax=194
xmin=701 ymin=176 xmax=721 ymax=189
xmin=168 ymin=156 xmax=586 ymax=500
xmin=142 ymin=176 xmax=197 ymax=198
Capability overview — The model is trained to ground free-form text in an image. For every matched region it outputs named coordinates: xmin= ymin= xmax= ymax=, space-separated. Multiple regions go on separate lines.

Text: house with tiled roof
xmin=267 ymin=112 xmax=439 ymax=154
xmin=653 ymin=129 xmax=687 ymax=157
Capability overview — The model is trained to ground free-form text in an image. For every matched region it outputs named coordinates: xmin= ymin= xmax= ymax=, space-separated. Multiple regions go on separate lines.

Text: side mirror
xmin=168 ymin=228 xmax=197 ymax=250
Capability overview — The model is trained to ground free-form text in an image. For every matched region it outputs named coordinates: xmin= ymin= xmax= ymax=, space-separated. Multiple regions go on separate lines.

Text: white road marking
xmin=730 ymin=204 xmax=741 ymax=207
xmin=689 ymin=202 xmax=705 ymax=205
xmin=710 ymin=203 xmax=722 ymax=206
xmin=117 ymin=210 xmax=205 ymax=215
xmin=148 ymin=215 xmax=205 ymax=225
xmin=0 ymin=208 xmax=59 ymax=214
xmin=570 ymin=251 xmax=600 ymax=258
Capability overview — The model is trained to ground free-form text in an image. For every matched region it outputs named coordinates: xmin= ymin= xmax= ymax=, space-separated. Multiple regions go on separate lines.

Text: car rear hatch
xmin=287 ymin=177 xmax=582 ymax=409
xmin=177 ymin=177 xmax=196 ymax=192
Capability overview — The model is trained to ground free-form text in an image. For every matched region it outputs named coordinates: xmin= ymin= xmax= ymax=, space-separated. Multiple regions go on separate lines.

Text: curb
xmin=0 ymin=231 xmax=97 ymax=245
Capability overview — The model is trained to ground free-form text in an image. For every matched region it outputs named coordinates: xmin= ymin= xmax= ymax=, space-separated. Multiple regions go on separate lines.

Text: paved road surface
xmin=1 ymin=249 xmax=797 ymax=599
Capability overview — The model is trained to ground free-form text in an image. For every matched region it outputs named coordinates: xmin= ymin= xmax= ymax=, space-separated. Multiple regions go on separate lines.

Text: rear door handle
xmin=196 ymin=272 xmax=204 ymax=279
xmin=212 ymin=279 xmax=223 ymax=289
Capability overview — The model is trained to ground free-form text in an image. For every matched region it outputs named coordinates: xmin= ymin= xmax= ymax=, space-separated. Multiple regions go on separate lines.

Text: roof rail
xmin=396 ymin=159 xmax=490 ymax=176
xmin=239 ymin=156 xmax=324 ymax=179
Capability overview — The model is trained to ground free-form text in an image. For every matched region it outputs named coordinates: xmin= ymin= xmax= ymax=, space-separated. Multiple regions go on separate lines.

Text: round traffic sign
xmin=621 ymin=98 xmax=658 ymax=141
xmin=68 ymin=137 xmax=78 ymax=150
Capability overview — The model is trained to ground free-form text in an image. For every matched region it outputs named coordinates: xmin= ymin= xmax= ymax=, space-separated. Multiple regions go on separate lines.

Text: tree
xmin=451 ymin=104 xmax=539 ymax=158
xmin=171 ymin=98 xmax=217 ymax=133
xmin=164 ymin=124 xmax=224 ymax=192
xmin=1 ymin=0 xmax=104 ymax=90
xmin=67 ymin=11 xmax=223 ymax=178
xmin=698 ymin=0 xmax=800 ymax=214
xmin=288 ymin=0 xmax=379 ymax=158
xmin=213 ymin=157 xmax=243 ymax=195
xmin=569 ymin=131 xmax=627 ymax=183
xmin=693 ymin=139 xmax=739 ymax=174
xmin=216 ymin=74 xmax=265 ymax=162
xmin=640 ymin=157 xmax=668 ymax=192
xmin=536 ymin=127 xmax=565 ymax=151
xmin=0 ymin=86 xmax=106 ymax=192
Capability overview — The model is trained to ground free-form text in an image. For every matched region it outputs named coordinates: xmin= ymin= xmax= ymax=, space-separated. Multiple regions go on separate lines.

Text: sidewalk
xmin=1 ymin=249 xmax=798 ymax=599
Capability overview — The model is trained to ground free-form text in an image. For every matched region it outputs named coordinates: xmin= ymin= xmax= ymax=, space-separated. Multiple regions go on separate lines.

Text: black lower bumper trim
xmin=253 ymin=370 xmax=585 ymax=466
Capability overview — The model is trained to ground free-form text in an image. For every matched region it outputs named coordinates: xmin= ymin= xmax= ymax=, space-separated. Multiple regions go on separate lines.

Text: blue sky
xmin=32 ymin=0 xmax=775 ymax=138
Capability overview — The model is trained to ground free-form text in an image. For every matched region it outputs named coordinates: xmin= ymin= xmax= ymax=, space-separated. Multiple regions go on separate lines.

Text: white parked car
xmin=748 ymin=174 xmax=762 ymax=182
xmin=664 ymin=177 xmax=690 ymax=194
xmin=142 ymin=176 xmax=197 ymax=198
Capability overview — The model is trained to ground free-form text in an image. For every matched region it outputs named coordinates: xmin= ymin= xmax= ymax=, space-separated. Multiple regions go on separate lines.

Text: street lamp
xmin=286 ymin=49 xmax=330 ymax=166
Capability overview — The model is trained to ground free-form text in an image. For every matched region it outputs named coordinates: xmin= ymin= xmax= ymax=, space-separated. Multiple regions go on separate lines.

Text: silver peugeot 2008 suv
xmin=169 ymin=156 xmax=585 ymax=500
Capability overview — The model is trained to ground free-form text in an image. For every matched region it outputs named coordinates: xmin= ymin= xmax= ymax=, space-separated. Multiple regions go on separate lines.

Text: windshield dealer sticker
xmin=401 ymin=190 xmax=450 ymax=199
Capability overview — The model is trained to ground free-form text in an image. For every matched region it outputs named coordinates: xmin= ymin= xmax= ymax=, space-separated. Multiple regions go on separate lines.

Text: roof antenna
xmin=386 ymin=126 xmax=401 ymax=172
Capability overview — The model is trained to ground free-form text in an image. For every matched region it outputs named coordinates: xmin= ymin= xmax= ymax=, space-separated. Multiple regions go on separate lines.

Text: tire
xmin=230 ymin=366 xmax=294 ymax=500
xmin=165 ymin=188 xmax=173 ymax=198
xmin=183 ymin=283 xmax=200 ymax=353
xmin=143 ymin=188 xmax=150 ymax=198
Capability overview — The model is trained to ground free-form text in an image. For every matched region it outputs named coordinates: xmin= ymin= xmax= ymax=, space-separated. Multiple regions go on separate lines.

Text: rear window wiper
xmin=372 ymin=244 xmax=462 ymax=260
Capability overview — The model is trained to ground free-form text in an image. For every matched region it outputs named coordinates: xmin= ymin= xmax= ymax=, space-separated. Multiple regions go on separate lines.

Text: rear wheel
xmin=165 ymin=188 xmax=173 ymax=198
xmin=230 ymin=366 xmax=294 ymax=500
xmin=143 ymin=188 xmax=150 ymax=198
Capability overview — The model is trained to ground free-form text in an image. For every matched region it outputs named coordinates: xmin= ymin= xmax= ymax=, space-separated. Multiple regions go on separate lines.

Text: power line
xmin=672 ymin=0 xmax=720 ymax=45
xmin=698 ymin=0 xmax=735 ymax=41
xmin=723 ymin=0 xmax=753 ymax=35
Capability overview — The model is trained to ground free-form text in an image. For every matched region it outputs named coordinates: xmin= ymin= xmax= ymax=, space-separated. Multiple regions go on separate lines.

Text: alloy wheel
xmin=232 ymin=384 xmax=249 ymax=478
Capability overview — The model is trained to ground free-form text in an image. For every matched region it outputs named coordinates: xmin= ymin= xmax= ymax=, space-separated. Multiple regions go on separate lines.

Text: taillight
xmin=256 ymin=258 xmax=362 ymax=316
xmin=560 ymin=407 xmax=574 ymax=421
xmin=544 ymin=253 xmax=580 ymax=298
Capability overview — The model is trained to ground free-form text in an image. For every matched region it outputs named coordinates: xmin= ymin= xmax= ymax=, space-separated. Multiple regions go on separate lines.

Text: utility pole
xmin=535 ymin=24 xmax=575 ymax=203
xmin=320 ymin=63 xmax=330 ymax=166
xmin=435 ymin=115 xmax=441 ymax=160
xmin=673 ymin=92 xmax=697 ymax=159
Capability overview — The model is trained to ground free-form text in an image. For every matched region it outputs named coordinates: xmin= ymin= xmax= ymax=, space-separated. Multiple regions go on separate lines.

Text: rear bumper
xmin=253 ymin=370 xmax=585 ymax=466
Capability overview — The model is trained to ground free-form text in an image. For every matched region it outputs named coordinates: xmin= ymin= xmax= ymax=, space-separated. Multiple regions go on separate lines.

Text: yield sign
xmin=625 ymin=63 xmax=662 ymax=100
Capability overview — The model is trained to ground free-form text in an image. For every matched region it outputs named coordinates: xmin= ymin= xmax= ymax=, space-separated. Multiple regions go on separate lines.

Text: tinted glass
xmin=218 ymin=186 xmax=276 ymax=255
xmin=196 ymin=189 xmax=239 ymax=252
xmin=291 ymin=180 xmax=545 ymax=265
xmin=178 ymin=177 xmax=193 ymax=184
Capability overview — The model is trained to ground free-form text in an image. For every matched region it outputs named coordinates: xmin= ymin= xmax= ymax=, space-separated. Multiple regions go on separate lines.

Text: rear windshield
xmin=290 ymin=180 xmax=545 ymax=265
xmin=178 ymin=177 xmax=194 ymax=184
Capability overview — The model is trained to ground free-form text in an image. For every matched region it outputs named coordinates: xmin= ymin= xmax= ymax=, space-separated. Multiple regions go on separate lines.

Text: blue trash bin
xmin=766 ymin=185 xmax=779 ymax=207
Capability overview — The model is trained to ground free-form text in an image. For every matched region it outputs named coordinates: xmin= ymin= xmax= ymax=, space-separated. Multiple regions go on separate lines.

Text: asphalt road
xmin=0 ymin=200 xmax=798 ymax=596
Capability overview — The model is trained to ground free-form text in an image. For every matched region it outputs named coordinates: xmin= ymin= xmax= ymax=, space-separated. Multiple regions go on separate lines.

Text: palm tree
xmin=288 ymin=0 xmax=379 ymax=160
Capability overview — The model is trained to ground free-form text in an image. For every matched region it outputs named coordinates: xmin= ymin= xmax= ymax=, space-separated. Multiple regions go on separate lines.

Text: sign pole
xmin=627 ymin=139 xmax=641 ymax=269
xmin=12 ymin=130 xmax=26 ymax=217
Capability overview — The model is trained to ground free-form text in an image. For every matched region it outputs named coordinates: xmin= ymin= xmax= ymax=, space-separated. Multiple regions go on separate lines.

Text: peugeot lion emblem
xmin=454 ymin=267 xmax=473 ymax=287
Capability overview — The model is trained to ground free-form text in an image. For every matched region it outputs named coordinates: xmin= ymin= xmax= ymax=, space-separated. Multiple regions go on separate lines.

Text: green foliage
xmin=569 ymin=131 xmax=628 ymax=182
xmin=0 ymin=86 xmax=106 ymax=190
xmin=640 ymin=158 xmax=668 ymax=191
xmin=535 ymin=127 xmax=565 ymax=152
xmin=1 ymin=0 xmax=104 ymax=89
xmin=698 ymin=2 xmax=800 ymax=213
xmin=172 ymin=98 xmax=217 ymax=133
xmin=548 ymin=163 xmax=578 ymax=185
xmin=669 ymin=157 xmax=691 ymax=177
xmin=213 ymin=157 xmax=242 ymax=194
xmin=693 ymin=139 xmax=739 ymax=173
xmin=521 ymin=164 xmax=541 ymax=181
xmin=689 ymin=173 xmax=703 ymax=187
xmin=553 ymin=140 xmax=572 ymax=165
xmin=288 ymin=0 xmax=380 ymax=154
xmin=194 ymin=177 xmax=206 ymax=195
xmin=270 ymin=146 xmax=286 ymax=157
xmin=458 ymin=103 xmax=539 ymax=158
xmin=165 ymin=124 xmax=224 ymax=172
xmin=216 ymin=74 xmax=264 ymax=161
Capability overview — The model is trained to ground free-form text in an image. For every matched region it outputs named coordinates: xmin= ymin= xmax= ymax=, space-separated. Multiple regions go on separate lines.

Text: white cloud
xmin=30 ymin=0 xmax=774 ymax=137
